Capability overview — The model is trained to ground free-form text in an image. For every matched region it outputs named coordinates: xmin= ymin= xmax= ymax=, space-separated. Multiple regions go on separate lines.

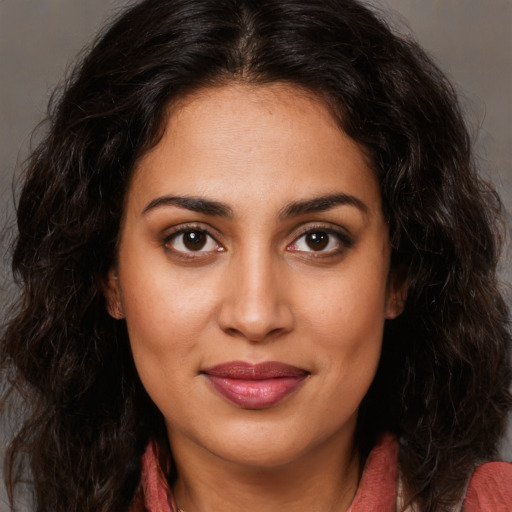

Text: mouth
xmin=201 ymin=361 xmax=309 ymax=409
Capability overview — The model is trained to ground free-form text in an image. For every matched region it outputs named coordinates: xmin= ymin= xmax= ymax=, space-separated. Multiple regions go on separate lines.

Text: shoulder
xmin=462 ymin=461 xmax=512 ymax=512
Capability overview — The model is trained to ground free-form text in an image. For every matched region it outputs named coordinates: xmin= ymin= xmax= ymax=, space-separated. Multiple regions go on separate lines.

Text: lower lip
xmin=205 ymin=375 xmax=307 ymax=409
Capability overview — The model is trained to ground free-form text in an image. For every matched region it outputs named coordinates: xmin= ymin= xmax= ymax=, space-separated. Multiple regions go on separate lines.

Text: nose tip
xmin=217 ymin=264 xmax=294 ymax=343
xmin=221 ymin=304 xmax=293 ymax=343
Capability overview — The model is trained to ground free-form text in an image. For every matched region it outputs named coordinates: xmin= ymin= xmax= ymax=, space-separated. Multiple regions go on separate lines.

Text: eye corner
xmin=162 ymin=224 xmax=225 ymax=258
xmin=286 ymin=225 xmax=355 ymax=257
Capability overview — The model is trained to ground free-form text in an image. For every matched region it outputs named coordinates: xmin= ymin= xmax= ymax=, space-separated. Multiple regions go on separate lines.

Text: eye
xmin=288 ymin=228 xmax=352 ymax=254
xmin=164 ymin=228 xmax=223 ymax=254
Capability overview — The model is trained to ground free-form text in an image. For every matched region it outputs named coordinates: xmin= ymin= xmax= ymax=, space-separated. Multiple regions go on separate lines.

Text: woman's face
xmin=106 ymin=83 xmax=403 ymax=469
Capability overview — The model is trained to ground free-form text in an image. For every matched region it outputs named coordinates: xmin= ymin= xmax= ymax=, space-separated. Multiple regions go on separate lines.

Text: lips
xmin=202 ymin=361 xmax=309 ymax=409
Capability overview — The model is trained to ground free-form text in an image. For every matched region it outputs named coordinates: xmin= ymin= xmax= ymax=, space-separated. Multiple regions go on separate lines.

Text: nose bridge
xmin=218 ymin=242 xmax=293 ymax=342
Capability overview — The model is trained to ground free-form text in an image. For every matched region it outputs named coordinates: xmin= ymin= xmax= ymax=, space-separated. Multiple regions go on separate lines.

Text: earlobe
xmin=385 ymin=274 xmax=408 ymax=320
xmin=103 ymin=268 xmax=125 ymax=320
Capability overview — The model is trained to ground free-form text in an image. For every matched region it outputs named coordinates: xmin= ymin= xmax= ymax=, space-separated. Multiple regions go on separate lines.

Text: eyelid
xmin=287 ymin=223 xmax=354 ymax=253
xmin=162 ymin=223 xmax=225 ymax=255
xmin=160 ymin=221 xmax=354 ymax=259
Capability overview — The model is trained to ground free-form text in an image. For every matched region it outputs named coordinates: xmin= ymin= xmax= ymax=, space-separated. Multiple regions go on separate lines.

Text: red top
xmin=131 ymin=434 xmax=512 ymax=512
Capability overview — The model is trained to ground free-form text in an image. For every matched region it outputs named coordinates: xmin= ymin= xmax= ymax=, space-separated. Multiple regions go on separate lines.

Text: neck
xmin=170 ymin=429 xmax=361 ymax=512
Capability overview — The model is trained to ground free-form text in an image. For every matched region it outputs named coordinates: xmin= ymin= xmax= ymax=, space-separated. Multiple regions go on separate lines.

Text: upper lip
xmin=202 ymin=361 xmax=308 ymax=380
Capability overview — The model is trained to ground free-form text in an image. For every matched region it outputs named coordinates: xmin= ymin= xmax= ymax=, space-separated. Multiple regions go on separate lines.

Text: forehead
xmin=128 ymin=82 xmax=381 ymax=216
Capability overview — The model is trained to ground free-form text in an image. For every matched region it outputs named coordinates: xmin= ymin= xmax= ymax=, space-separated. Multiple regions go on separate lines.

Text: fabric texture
xmin=463 ymin=461 xmax=512 ymax=512
xmin=131 ymin=434 xmax=512 ymax=512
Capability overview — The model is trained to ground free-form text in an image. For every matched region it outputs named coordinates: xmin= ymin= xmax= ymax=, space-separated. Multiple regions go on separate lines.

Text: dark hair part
xmin=1 ymin=0 xmax=510 ymax=511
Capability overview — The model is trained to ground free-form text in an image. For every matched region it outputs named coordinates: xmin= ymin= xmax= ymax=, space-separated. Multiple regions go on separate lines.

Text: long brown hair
xmin=2 ymin=1 xmax=510 ymax=511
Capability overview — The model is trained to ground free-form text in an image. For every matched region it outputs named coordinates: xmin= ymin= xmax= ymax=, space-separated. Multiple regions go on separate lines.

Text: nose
xmin=216 ymin=250 xmax=294 ymax=343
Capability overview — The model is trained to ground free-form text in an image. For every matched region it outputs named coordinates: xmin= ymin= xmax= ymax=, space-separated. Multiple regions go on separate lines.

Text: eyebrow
xmin=142 ymin=193 xmax=367 ymax=219
xmin=278 ymin=193 xmax=368 ymax=219
xmin=142 ymin=195 xmax=233 ymax=217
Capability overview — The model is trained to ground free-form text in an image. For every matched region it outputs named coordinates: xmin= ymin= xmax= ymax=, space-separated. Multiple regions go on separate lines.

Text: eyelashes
xmin=165 ymin=229 xmax=223 ymax=253
xmin=287 ymin=226 xmax=354 ymax=254
xmin=162 ymin=224 xmax=224 ymax=259
xmin=162 ymin=223 xmax=354 ymax=260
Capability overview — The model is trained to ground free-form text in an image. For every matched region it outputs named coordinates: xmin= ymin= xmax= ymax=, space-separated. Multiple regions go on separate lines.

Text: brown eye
xmin=305 ymin=232 xmax=329 ymax=251
xmin=287 ymin=227 xmax=353 ymax=255
xmin=165 ymin=228 xmax=222 ymax=254
xmin=182 ymin=231 xmax=207 ymax=251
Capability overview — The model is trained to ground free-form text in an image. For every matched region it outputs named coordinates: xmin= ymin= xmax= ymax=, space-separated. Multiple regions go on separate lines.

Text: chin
xmin=215 ymin=441 xmax=309 ymax=469
xmin=200 ymin=418 xmax=349 ymax=470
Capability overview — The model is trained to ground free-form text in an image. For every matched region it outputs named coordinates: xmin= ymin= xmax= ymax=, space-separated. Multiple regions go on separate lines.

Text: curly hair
xmin=1 ymin=0 xmax=510 ymax=511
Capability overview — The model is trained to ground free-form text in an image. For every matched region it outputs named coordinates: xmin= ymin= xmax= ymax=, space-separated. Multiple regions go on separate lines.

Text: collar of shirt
xmin=131 ymin=433 xmax=398 ymax=512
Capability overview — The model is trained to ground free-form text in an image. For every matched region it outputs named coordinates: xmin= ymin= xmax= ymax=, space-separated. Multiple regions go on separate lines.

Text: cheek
xmin=310 ymin=298 xmax=385 ymax=382
xmin=299 ymin=260 xmax=389 ymax=341
xmin=118 ymin=261 xmax=221 ymax=384
xmin=120 ymin=275 xmax=215 ymax=419
xmin=296 ymin=259 xmax=389 ymax=387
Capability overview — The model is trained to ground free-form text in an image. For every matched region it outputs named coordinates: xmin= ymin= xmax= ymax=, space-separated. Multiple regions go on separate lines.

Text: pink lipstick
xmin=202 ymin=361 xmax=308 ymax=409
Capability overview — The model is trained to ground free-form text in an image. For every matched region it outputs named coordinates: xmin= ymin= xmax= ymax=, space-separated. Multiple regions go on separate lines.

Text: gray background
xmin=0 ymin=0 xmax=511 ymax=509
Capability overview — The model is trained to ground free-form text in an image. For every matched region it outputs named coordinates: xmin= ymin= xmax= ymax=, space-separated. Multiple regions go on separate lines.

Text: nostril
xmin=216 ymin=278 xmax=294 ymax=342
xmin=223 ymin=325 xmax=289 ymax=343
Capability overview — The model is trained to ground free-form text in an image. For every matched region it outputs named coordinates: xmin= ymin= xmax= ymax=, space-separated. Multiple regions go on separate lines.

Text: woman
xmin=1 ymin=0 xmax=511 ymax=511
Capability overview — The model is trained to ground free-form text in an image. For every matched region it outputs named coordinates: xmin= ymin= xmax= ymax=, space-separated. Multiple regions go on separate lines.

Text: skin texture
xmin=104 ymin=83 xmax=405 ymax=512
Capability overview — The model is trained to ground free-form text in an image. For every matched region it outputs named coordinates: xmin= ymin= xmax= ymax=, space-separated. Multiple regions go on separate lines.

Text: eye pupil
xmin=306 ymin=232 xmax=329 ymax=251
xmin=183 ymin=231 xmax=207 ymax=251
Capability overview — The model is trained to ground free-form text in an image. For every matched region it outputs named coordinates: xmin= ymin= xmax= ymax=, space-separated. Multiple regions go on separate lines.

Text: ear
xmin=102 ymin=268 xmax=125 ymax=320
xmin=385 ymin=270 xmax=408 ymax=320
